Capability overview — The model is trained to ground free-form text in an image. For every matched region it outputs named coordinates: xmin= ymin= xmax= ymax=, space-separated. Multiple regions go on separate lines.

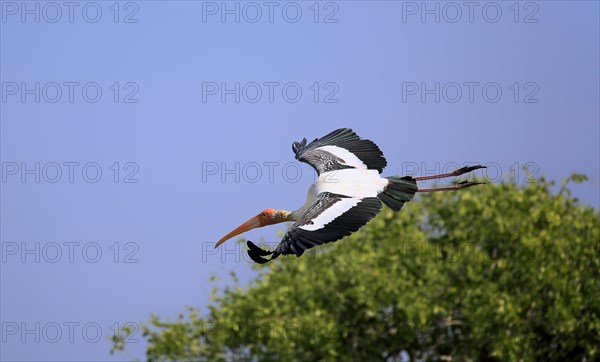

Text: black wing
xmin=247 ymin=192 xmax=382 ymax=263
xmin=292 ymin=128 xmax=387 ymax=175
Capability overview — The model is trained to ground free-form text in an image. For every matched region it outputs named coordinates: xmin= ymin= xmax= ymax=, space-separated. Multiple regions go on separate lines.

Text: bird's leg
xmin=416 ymin=180 xmax=485 ymax=192
xmin=412 ymin=165 xmax=486 ymax=181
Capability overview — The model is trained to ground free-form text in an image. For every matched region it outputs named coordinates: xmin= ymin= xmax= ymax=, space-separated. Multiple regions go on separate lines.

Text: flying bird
xmin=215 ymin=128 xmax=485 ymax=263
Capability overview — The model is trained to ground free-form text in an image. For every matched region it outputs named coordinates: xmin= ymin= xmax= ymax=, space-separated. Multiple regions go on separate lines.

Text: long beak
xmin=214 ymin=216 xmax=261 ymax=248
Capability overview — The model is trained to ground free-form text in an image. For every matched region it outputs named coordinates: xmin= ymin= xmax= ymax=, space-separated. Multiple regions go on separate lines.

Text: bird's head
xmin=214 ymin=208 xmax=291 ymax=248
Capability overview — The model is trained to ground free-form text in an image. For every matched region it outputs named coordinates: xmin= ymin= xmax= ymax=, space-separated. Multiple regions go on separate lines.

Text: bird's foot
xmin=453 ymin=180 xmax=486 ymax=189
xmin=450 ymin=165 xmax=487 ymax=177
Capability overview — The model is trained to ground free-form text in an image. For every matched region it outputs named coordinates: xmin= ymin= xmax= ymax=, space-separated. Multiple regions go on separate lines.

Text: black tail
xmin=378 ymin=176 xmax=417 ymax=212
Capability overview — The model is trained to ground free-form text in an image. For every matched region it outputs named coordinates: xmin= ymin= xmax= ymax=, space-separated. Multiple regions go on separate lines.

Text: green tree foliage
xmin=112 ymin=176 xmax=599 ymax=361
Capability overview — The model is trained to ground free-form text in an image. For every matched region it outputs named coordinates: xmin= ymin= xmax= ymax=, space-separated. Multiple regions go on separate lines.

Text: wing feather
xmin=292 ymin=128 xmax=387 ymax=175
xmin=274 ymin=192 xmax=382 ymax=257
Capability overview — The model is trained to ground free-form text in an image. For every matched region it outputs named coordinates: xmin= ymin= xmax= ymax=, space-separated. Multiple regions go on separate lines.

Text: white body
xmin=293 ymin=169 xmax=389 ymax=231
xmin=316 ymin=169 xmax=388 ymax=198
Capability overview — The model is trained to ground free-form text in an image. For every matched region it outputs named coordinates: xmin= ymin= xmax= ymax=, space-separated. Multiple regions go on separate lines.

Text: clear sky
xmin=1 ymin=1 xmax=598 ymax=360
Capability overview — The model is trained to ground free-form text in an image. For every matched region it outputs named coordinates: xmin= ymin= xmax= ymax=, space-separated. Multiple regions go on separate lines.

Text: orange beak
xmin=214 ymin=215 xmax=262 ymax=248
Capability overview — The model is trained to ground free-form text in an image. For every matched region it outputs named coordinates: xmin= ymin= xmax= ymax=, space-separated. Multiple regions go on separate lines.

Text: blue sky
xmin=1 ymin=1 xmax=598 ymax=360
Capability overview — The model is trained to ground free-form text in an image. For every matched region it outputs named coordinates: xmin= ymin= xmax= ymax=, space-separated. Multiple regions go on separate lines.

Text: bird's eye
xmin=262 ymin=212 xmax=267 ymax=217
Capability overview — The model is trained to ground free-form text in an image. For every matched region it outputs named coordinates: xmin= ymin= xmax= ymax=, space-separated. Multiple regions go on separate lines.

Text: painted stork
xmin=215 ymin=128 xmax=485 ymax=263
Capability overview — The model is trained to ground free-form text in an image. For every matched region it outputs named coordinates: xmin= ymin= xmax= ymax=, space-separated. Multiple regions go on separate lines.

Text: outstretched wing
xmin=247 ymin=192 xmax=382 ymax=263
xmin=292 ymin=128 xmax=387 ymax=175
